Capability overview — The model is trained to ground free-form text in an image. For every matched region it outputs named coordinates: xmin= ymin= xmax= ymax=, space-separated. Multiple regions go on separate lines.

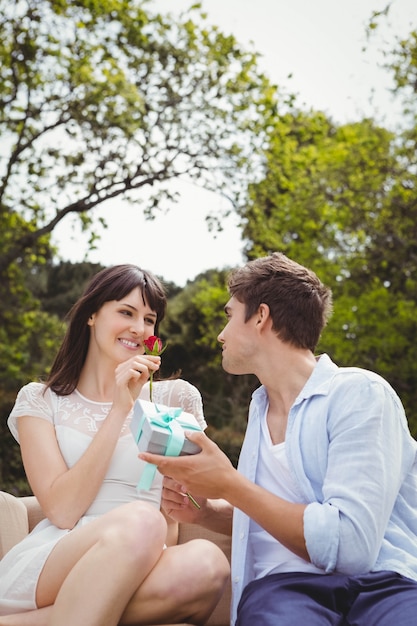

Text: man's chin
xmin=222 ymin=362 xmax=246 ymax=376
xmin=221 ymin=362 xmax=234 ymax=374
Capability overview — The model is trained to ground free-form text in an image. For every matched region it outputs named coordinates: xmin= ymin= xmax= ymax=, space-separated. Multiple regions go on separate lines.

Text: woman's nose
xmin=130 ymin=318 xmax=144 ymax=334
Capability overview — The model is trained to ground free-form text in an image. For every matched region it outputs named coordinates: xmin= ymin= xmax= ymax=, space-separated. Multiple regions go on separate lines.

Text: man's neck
xmin=260 ymin=349 xmax=317 ymax=444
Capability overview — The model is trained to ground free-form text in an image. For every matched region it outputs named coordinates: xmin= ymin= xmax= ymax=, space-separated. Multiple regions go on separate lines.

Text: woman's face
xmin=88 ymin=287 xmax=157 ymax=363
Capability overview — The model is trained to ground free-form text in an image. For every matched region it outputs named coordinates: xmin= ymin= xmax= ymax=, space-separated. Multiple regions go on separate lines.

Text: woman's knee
xmin=119 ymin=538 xmax=230 ymax=625
xmin=170 ymin=539 xmax=230 ymax=600
xmin=194 ymin=538 xmax=230 ymax=585
xmin=174 ymin=540 xmax=230 ymax=623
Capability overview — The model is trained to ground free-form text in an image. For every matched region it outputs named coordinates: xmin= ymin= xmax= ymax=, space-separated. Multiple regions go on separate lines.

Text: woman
xmin=0 ymin=264 xmax=229 ymax=626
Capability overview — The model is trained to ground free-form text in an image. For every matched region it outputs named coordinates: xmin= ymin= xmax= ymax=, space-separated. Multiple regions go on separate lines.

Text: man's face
xmin=217 ymin=296 xmax=257 ymax=375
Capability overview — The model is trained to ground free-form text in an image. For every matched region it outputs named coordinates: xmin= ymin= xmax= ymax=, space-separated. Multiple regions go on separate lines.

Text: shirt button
xmin=240 ymin=532 xmax=245 ymax=540
xmin=233 ymin=576 xmax=240 ymax=583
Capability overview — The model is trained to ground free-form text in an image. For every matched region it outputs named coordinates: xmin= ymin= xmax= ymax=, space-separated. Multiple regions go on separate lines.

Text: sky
xmin=53 ymin=0 xmax=417 ymax=286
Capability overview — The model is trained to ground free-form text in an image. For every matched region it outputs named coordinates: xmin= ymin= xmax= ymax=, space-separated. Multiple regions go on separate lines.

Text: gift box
xmin=131 ymin=399 xmax=202 ymax=456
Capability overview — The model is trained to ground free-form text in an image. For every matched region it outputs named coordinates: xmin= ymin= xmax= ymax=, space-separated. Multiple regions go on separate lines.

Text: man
xmin=140 ymin=252 xmax=417 ymax=626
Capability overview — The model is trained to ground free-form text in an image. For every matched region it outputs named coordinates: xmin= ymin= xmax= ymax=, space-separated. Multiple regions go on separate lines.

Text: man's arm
xmin=141 ymin=431 xmax=308 ymax=560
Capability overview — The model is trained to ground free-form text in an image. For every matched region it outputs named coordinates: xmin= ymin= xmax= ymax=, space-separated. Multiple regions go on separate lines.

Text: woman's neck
xmin=76 ymin=358 xmax=116 ymax=402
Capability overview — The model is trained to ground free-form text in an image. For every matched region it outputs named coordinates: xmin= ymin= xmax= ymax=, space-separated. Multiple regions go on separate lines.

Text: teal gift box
xmin=131 ymin=399 xmax=202 ymax=456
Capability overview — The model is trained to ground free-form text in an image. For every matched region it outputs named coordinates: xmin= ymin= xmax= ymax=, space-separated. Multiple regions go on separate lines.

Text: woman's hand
xmin=113 ymin=354 xmax=160 ymax=413
xmin=161 ymin=476 xmax=206 ymax=524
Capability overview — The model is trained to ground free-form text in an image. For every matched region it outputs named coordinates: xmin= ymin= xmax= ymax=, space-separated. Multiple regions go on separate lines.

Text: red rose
xmin=144 ymin=336 xmax=163 ymax=354
xmin=143 ymin=336 xmax=166 ymax=401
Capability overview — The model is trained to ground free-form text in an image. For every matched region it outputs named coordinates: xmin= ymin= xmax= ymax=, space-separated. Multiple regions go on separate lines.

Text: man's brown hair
xmin=227 ymin=252 xmax=332 ymax=351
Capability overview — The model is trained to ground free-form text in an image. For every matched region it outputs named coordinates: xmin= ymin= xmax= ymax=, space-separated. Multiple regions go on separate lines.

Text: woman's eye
xmin=120 ymin=309 xmax=132 ymax=317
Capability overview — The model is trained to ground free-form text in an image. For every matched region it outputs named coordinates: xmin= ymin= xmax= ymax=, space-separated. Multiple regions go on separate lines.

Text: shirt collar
xmin=297 ymin=353 xmax=338 ymax=401
xmin=252 ymin=353 xmax=338 ymax=406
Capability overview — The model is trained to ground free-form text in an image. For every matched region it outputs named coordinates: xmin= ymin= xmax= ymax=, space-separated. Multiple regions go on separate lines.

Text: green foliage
xmin=160 ymin=269 xmax=230 ymax=373
xmin=30 ymin=261 xmax=105 ymax=318
xmin=207 ymin=426 xmax=244 ymax=469
xmin=320 ymin=286 xmax=417 ymax=432
xmin=0 ymin=294 xmax=64 ymax=495
xmin=242 ymin=111 xmax=396 ymax=288
xmin=0 ymin=391 xmax=32 ymax=495
xmin=385 ymin=30 xmax=417 ymax=120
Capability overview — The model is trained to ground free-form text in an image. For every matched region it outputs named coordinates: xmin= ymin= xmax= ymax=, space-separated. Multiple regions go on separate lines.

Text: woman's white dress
xmin=0 ymin=379 xmax=206 ymax=614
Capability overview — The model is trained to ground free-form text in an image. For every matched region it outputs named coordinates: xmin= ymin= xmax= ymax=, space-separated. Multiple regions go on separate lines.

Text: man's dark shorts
xmin=236 ymin=570 xmax=417 ymax=626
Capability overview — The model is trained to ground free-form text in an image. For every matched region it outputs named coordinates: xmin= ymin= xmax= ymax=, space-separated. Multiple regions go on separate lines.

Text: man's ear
xmin=256 ymin=303 xmax=271 ymax=328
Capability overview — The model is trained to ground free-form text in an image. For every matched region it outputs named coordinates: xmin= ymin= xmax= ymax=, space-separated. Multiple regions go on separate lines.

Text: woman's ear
xmin=87 ymin=314 xmax=95 ymax=327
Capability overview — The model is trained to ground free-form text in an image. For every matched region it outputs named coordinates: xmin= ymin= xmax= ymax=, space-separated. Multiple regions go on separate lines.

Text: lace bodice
xmin=8 ymin=378 xmax=207 ymax=441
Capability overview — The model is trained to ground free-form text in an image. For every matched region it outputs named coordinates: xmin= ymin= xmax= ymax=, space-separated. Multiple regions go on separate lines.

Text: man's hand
xmin=139 ymin=430 xmax=235 ymax=500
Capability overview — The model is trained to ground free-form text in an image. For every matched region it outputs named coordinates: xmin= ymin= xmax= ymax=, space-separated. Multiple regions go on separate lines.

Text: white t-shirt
xmin=248 ymin=409 xmax=323 ymax=578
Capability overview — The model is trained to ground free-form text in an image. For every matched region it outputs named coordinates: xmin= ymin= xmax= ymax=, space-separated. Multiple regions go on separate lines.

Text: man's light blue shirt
xmin=231 ymin=354 xmax=417 ymax=625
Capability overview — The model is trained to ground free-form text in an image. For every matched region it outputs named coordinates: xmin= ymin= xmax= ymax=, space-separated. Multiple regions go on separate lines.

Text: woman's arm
xmin=19 ymin=355 xmax=160 ymax=529
xmin=19 ymin=404 xmax=128 ymax=529
xmin=162 ymin=476 xmax=233 ymax=536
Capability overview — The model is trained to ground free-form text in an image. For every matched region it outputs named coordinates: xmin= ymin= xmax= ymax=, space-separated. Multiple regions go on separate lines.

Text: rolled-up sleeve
xmin=304 ymin=501 xmax=340 ymax=572
xmin=298 ymin=372 xmax=409 ymax=574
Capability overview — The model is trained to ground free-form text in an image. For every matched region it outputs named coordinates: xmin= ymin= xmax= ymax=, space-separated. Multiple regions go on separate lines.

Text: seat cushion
xmin=0 ymin=491 xmax=29 ymax=558
xmin=22 ymin=495 xmax=45 ymax=532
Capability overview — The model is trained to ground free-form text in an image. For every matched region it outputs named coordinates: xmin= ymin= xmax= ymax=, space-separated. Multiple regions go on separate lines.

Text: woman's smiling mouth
xmin=119 ymin=338 xmax=140 ymax=349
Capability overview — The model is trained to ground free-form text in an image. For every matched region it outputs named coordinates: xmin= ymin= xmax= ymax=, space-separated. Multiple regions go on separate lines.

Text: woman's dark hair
xmin=46 ymin=264 xmax=167 ymax=395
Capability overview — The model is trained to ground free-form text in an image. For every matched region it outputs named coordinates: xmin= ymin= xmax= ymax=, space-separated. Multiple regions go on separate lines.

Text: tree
xmin=237 ymin=32 xmax=417 ymax=434
xmin=30 ymin=260 xmax=105 ymax=318
xmin=241 ymin=110 xmax=396 ymax=288
xmin=0 ymin=0 xmax=278 ymax=280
